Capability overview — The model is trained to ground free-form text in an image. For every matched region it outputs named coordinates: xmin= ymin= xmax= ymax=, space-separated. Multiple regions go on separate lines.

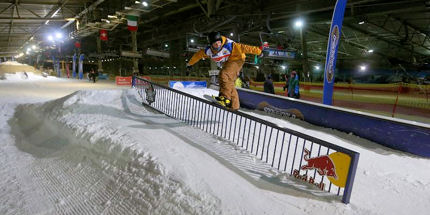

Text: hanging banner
xmin=78 ymin=54 xmax=84 ymax=79
xmin=322 ymin=0 xmax=348 ymax=105
xmin=72 ymin=53 xmax=77 ymax=78
xmin=264 ymin=48 xmax=296 ymax=59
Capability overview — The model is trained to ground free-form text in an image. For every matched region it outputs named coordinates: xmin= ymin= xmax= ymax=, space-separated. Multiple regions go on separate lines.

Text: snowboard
xmin=203 ymin=94 xmax=221 ymax=105
xmin=202 ymin=94 xmax=233 ymax=110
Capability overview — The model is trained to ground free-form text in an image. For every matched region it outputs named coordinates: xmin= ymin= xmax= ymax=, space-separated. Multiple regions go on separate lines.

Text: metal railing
xmin=135 ymin=77 xmax=360 ymax=204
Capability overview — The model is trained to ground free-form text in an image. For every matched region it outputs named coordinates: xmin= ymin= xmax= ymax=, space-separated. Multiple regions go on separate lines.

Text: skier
xmin=186 ymin=31 xmax=263 ymax=110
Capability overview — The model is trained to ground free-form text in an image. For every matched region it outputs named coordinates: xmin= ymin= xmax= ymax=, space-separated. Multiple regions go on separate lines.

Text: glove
xmin=258 ymin=48 xmax=268 ymax=59
xmin=258 ymin=51 xmax=264 ymax=59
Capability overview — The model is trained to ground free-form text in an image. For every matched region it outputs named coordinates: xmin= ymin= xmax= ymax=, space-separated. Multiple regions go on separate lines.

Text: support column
xmin=97 ymin=36 xmax=103 ymax=73
xmin=300 ymin=28 xmax=309 ymax=81
xmin=131 ymin=31 xmax=139 ymax=73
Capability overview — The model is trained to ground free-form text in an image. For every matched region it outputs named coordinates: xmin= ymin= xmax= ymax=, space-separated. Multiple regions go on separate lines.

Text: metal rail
xmin=135 ymin=77 xmax=360 ymax=204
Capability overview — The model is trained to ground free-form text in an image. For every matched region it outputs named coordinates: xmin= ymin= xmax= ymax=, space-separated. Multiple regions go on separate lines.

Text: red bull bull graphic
xmin=293 ymin=148 xmax=351 ymax=190
xmin=301 ymin=149 xmax=337 ymax=179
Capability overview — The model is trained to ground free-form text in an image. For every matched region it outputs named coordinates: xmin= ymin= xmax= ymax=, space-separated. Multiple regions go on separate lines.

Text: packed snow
xmin=0 ymin=74 xmax=429 ymax=214
xmin=0 ymin=61 xmax=26 ymax=66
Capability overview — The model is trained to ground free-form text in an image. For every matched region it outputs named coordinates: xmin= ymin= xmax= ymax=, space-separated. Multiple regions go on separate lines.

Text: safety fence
xmin=135 ymin=77 xmax=360 ymax=204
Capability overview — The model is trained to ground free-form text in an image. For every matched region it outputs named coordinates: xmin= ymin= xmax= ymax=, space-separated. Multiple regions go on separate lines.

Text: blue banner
xmin=169 ymin=81 xmax=207 ymax=88
xmin=323 ymin=0 xmax=348 ymax=105
xmin=78 ymin=54 xmax=84 ymax=79
xmin=72 ymin=53 xmax=77 ymax=78
xmin=237 ymin=88 xmax=430 ymax=158
xmin=265 ymin=48 xmax=296 ymax=59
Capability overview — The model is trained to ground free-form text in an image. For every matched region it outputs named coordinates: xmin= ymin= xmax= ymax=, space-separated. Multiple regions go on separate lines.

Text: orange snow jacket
xmin=188 ymin=36 xmax=262 ymax=66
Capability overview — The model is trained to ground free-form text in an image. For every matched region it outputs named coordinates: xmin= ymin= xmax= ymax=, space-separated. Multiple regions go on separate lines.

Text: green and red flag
xmin=126 ymin=15 xmax=138 ymax=31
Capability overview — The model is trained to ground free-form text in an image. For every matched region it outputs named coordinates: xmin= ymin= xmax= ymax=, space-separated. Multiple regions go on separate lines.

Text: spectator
xmin=90 ymin=68 xmax=97 ymax=83
xmin=264 ymin=74 xmax=275 ymax=94
xmin=287 ymin=71 xmax=300 ymax=98
xmin=131 ymin=72 xmax=138 ymax=88
xmin=282 ymin=73 xmax=289 ymax=92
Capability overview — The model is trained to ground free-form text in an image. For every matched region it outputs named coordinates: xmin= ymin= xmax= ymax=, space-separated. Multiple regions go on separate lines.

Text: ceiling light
xmin=142 ymin=1 xmax=148 ymax=7
xmin=230 ymin=32 xmax=234 ymax=37
xmin=360 ymin=65 xmax=366 ymax=71
xmin=107 ymin=15 xmax=117 ymax=19
xmin=358 ymin=21 xmax=365 ymax=25
xmin=55 ymin=32 xmax=63 ymax=39
xmin=314 ymin=65 xmax=320 ymax=70
xmin=294 ymin=19 xmax=304 ymax=28
xmin=368 ymin=49 xmax=374 ymax=53
xmin=47 ymin=35 xmax=54 ymax=41
xmin=190 ymin=39 xmax=194 ymax=43
xmin=281 ymin=65 xmax=286 ymax=70
xmin=32 ymin=45 xmax=37 ymax=50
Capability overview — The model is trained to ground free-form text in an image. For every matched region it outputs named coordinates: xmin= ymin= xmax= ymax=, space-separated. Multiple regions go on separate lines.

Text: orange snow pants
xmin=218 ymin=60 xmax=244 ymax=110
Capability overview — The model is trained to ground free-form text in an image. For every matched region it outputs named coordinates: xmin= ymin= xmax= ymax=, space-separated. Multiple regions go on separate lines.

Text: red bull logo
xmin=301 ymin=149 xmax=337 ymax=179
xmin=293 ymin=148 xmax=351 ymax=191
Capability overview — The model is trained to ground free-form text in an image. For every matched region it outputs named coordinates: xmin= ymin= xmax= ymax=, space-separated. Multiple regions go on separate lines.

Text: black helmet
xmin=207 ymin=32 xmax=222 ymax=45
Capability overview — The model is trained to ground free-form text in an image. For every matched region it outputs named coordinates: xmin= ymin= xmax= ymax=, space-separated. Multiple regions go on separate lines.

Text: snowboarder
xmin=186 ymin=31 xmax=263 ymax=110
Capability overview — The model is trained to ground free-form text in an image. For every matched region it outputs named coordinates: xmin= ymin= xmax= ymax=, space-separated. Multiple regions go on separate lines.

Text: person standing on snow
xmin=287 ymin=71 xmax=300 ymax=99
xmin=186 ymin=32 xmax=263 ymax=110
xmin=264 ymin=74 xmax=275 ymax=94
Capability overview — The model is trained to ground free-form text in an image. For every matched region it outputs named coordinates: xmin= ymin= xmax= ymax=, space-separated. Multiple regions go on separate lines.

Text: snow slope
xmin=181 ymin=87 xmax=430 ymax=215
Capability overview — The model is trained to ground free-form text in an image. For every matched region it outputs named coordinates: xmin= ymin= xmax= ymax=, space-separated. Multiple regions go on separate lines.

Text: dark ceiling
xmin=1 ymin=0 xmax=429 ymax=68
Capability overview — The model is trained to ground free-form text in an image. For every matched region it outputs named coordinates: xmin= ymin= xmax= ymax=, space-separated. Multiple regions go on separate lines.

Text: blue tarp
xmin=98 ymin=73 xmax=109 ymax=80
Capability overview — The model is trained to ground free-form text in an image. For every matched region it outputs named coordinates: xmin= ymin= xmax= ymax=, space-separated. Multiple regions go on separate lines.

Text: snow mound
xmin=0 ymin=61 xmax=41 ymax=77
xmin=9 ymin=89 xmax=221 ymax=214
xmin=0 ymin=61 xmax=25 ymax=66
xmin=0 ymin=72 xmax=61 ymax=82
